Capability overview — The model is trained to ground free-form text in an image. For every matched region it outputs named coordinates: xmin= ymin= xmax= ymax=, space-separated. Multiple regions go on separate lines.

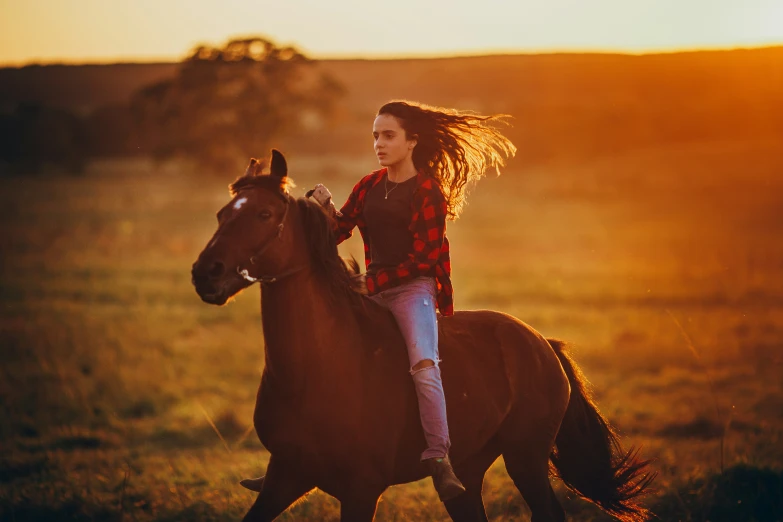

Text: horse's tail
xmin=548 ymin=338 xmax=656 ymax=522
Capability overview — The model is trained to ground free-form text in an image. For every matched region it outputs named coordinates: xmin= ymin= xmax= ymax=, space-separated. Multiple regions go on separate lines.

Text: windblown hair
xmin=378 ymin=100 xmax=517 ymax=220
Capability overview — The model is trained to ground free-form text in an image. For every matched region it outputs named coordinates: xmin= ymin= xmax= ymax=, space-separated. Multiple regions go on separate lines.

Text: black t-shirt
xmin=363 ymin=173 xmax=418 ymax=271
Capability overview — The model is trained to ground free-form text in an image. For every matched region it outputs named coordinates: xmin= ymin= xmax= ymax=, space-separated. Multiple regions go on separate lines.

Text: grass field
xmin=1 ymin=136 xmax=782 ymax=520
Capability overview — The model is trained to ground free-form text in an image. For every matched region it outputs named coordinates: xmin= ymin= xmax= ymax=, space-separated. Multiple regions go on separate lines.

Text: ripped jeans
xmin=369 ymin=276 xmax=451 ymax=460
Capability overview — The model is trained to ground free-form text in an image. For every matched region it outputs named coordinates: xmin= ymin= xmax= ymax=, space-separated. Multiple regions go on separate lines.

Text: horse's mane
xmin=295 ymin=197 xmax=369 ymax=307
xmin=295 ymin=197 xmax=404 ymax=350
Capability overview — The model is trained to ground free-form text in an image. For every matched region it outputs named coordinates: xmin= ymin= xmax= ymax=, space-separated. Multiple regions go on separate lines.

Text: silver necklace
xmin=384 ymin=174 xmax=400 ymax=200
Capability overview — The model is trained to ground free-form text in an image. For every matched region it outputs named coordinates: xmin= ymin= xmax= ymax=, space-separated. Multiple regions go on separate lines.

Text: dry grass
xmin=1 ymin=137 xmax=782 ymax=520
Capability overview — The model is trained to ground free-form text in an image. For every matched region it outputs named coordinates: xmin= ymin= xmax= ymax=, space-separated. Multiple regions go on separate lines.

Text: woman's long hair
xmin=378 ymin=100 xmax=516 ymax=220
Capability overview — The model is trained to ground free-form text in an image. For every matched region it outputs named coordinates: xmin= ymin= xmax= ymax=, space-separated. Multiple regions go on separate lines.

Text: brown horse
xmin=191 ymin=150 xmax=654 ymax=522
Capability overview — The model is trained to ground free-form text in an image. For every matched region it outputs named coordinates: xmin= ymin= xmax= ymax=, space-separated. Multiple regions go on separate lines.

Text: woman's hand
xmin=310 ymin=184 xmax=342 ymax=217
xmin=312 ymin=184 xmax=332 ymax=206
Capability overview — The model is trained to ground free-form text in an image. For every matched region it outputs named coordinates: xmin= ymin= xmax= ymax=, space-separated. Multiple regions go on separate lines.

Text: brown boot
xmin=239 ymin=476 xmax=265 ymax=492
xmin=424 ymin=456 xmax=466 ymax=502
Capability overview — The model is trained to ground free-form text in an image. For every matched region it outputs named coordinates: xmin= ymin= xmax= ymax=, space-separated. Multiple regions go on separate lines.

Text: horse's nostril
xmin=208 ymin=261 xmax=225 ymax=278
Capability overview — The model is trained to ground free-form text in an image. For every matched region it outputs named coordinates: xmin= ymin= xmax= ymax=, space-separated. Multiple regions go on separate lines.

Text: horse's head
xmin=191 ymin=149 xmax=300 ymax=305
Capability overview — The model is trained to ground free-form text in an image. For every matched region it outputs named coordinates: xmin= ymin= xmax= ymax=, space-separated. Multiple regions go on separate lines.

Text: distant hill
xmin=2 ymin=47 xmax=781 ymax=162
xmin=0 ymin=63 xmax=178 ymax=114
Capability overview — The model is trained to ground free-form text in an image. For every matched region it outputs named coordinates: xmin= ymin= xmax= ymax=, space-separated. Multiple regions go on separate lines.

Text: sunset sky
xmin=1 ymin=0 xmax=782 ymax=65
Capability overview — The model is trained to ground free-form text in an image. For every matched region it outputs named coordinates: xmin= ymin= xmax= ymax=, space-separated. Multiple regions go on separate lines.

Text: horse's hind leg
xmin=443 ymin=442 xmax=500 ymax=522
xmin=502 ymin=445 xmax=564 ymax=522
xmin=443 ymin=489 xmax=489 ymax=522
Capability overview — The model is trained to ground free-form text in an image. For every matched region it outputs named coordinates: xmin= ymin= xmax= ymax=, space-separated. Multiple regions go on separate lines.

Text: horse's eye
xmin=258 ymin=210 xmax=272 ymax=220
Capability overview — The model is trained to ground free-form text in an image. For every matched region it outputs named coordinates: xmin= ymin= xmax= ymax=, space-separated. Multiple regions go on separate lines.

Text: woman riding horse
xmin=310 ymin=100 xmax=516 ymax=500
xmin=191 ymin=118 xmax=654 ymax=521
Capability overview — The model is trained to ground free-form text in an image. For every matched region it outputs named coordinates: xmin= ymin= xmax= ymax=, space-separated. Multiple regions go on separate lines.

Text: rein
xmin=236 ymin=195 xmax=306 ymax=285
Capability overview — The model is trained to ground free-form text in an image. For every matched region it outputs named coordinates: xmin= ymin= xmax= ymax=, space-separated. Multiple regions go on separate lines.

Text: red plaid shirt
xmin=334 ymin=168 xmax=454 ymax=316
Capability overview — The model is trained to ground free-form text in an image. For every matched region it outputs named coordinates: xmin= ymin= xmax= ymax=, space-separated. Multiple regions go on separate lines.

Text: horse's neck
xmin=259 ymin=270 xmax=354 ymax=386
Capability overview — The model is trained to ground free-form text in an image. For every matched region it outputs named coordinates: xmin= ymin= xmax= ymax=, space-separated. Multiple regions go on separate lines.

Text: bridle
xmin=236 ymin=194 xmax=306 ymax=285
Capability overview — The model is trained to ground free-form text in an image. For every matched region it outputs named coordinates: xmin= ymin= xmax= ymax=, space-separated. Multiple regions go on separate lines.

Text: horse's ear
xmin=244 ymin=158 xmax=263 ymax=177
xmin=270 ymin=149 xmax=287 ymax=178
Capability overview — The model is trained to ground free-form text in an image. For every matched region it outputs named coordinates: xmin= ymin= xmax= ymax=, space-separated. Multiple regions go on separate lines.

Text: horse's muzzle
xmin=191 ymin=262 xmax=229 ymax=305
xmin=194 ymin=285 xmax=228 ymax=305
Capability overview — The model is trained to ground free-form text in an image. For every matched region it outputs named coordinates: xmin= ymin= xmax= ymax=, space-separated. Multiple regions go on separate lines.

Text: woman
xmin=312 ymin=100 xmax=515 ymax=501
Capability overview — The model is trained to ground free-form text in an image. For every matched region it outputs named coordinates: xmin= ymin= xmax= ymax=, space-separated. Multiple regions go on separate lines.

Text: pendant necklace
xmin=384 ymin=174 xmax=400 ymax=200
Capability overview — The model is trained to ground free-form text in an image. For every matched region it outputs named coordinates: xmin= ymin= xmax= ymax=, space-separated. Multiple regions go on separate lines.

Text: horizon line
xmin=2 ymin=42 xmax=782 ymax=69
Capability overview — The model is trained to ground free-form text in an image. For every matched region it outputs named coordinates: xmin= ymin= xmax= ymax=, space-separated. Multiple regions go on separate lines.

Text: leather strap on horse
xmin=236 ymin=195 xmax=306 ymax=285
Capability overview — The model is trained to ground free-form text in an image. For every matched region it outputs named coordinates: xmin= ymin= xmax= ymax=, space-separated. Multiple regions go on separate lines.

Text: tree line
xmin=0 ymin=37 xmax=343 ymax=176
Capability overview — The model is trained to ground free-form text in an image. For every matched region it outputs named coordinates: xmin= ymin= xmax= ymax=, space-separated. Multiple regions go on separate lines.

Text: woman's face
xmin=372 ymin=113 xmax=417 ymax=167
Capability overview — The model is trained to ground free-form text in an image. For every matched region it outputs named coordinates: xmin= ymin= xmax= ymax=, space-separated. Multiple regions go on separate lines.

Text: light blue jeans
xmin=369 ymin=276 xmax=451 ymax=460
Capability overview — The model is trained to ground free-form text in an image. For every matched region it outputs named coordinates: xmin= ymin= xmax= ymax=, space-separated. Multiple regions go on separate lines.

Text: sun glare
xmin=0 ymin=0 xmax=781 ymax=65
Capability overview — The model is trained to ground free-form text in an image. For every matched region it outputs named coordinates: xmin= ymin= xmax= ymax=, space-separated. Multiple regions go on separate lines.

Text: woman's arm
xmin=311 ymin=176 xmax=370 ymax=245
xmin=333 ymin=179 xmax=365 ymax=245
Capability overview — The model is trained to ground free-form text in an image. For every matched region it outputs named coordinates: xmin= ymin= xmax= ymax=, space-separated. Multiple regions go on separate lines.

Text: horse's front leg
xmin=242 ymin=455 xmax=313 ymax=522
xmin=338 ymin=480 xmax=385 ymax=522
xmin=339 ymin=493 xmax=382 ymax=522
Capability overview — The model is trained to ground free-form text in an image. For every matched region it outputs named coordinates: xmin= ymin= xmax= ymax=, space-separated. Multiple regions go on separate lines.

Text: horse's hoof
xmin=239 ymin=476 xmax=265 ymax=492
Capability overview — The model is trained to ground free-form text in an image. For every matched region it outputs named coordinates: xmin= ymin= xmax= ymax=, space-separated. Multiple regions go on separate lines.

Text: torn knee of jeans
xmin=410 ymin=358 xmax=440 ymax=375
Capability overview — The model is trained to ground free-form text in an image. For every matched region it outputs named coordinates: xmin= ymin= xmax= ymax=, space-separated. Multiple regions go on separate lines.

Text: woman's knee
xmin=410 ymin=358 xmax=437 ymax=375
xmin=410 ymin=360 xmax=445 ymax=394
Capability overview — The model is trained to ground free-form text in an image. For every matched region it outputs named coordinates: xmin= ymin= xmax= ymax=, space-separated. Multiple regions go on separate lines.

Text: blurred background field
xmin=2 ymin=46 xmax=783 ymax=520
